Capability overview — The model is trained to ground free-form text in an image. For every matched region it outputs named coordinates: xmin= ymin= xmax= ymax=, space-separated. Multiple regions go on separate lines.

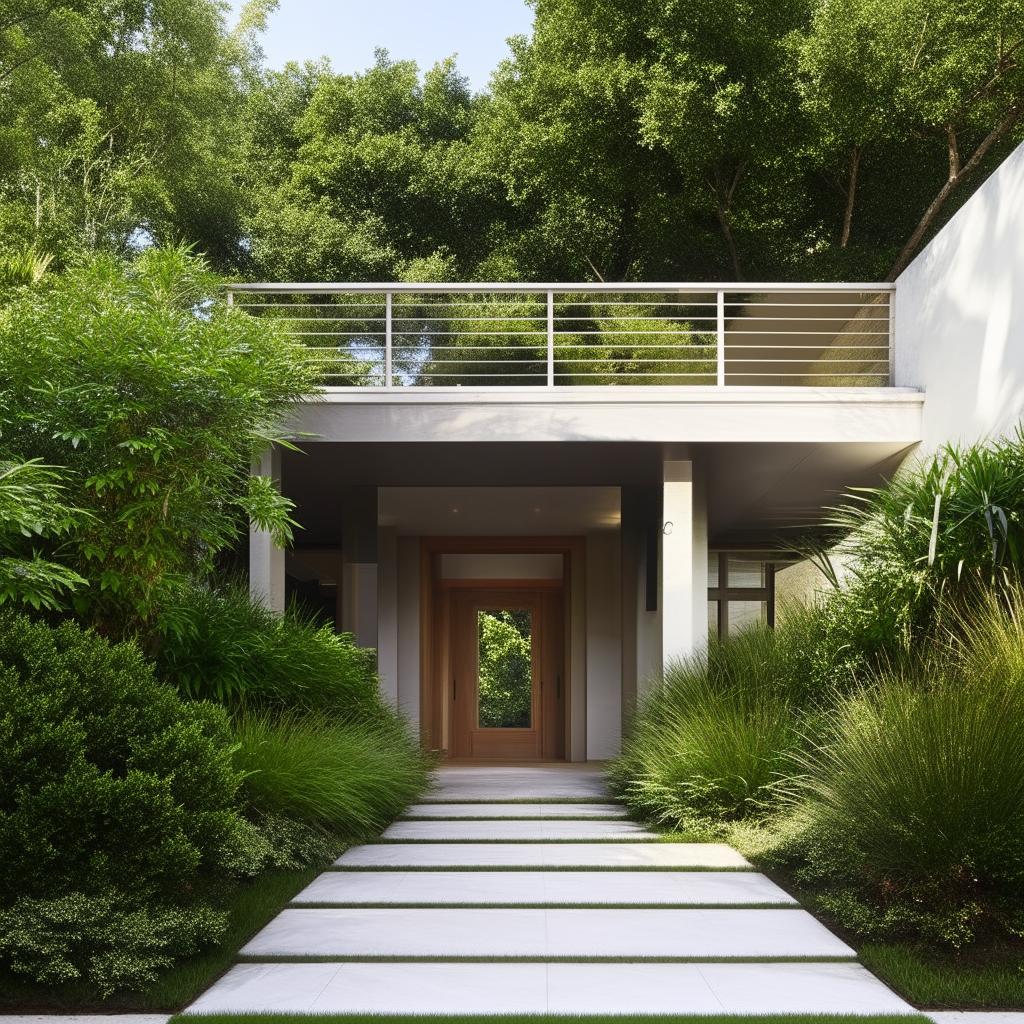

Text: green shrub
xmin=791 ymin=593 xmax=1024 ymax=947
xmin=0 ymin=892 xmax=224 ymax=996
xmin=157 ymin=584 xmax=381 ymax=718
xmin=234 ymin=710 xmax=429 ymax=837
xmin=825 ymin=433 xmax=1024 ymax=659
xmin=0 ymin=247 xmax=315 ymax=637
xmin=0 ymin=612 xmax=262 ymax=991
xmin=608 ymin=614 xmax=823 ymax=832
xmin=0 ymin=459 xmax=87 ymax=611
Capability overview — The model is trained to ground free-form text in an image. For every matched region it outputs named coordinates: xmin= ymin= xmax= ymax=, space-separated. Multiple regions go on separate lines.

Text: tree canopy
xmin=1 ymin=0 xmax=1021 ymax=281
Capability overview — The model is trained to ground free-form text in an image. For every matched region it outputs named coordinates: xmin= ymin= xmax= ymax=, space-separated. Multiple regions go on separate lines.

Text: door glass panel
xmin=478 ymin=609 xmax=532 ymax=728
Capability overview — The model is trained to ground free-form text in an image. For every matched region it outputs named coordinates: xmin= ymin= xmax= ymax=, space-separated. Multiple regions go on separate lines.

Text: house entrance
xmin=449 ymin=586 xmax=564 ymax=759
xmin=421 ymin=537 xmax=577 ymax=761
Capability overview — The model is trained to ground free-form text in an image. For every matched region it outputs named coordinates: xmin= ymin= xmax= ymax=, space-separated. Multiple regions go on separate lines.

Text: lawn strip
xmin=859 ymin=941 xmax=1024 ymax=1010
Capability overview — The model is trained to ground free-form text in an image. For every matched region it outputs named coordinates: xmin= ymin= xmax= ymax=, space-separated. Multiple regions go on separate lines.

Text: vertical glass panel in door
xmin=477 ymin=609 xmax=532 ymax=728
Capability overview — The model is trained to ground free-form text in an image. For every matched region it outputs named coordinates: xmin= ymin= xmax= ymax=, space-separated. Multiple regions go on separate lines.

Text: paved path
xmin=184 ymin=764 xmax=918 ymax=1016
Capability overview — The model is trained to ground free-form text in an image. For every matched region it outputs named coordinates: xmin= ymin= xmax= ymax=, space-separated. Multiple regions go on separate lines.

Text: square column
xmin=250 ymin=446 xmax=286 ymax=613
xmin=661 ymin=457 xmax=708 ymax=667
xmin=340 ymin=486 xmax=379 ymax=651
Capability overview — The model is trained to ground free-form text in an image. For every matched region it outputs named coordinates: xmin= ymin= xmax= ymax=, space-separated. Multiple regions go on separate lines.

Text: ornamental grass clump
xmin=157 ymin=583 xmax=381 ymax=719
xmin=233 ymin=710 xmax=430 ymax=837
xmin=608 ymin=611 xmax=824 ymax=832
xmin=792 ymin=590 xmax=1024 ymax=947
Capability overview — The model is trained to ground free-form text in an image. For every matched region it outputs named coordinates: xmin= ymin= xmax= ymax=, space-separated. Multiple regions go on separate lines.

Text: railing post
xmin=226 ymin=288 xmax=234 ymax=308
xmin=384 ymin=290 xmax=393 ymax=387
xmin=887 ymin=287 xmax=895 ymax=387
xmin=547 ymin=289 xmax=555 ymax=386
xmin=716 ymin=289 xmax=726 ymax=386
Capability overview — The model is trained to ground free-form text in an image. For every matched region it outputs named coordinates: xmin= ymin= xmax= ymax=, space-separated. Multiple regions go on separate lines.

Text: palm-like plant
xmin=822 ymin=433 xmax=1024 ymax=650
xmin=0 ymin=459 xmax=87 ymax=610
xmin=0 ymin=248 xmax=53 ymax=289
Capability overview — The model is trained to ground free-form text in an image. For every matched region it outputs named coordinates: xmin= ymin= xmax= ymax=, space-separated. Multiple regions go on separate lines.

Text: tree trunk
xmin=840 ymin=145 xmax=860 ymax=249
xmin=716 ymin=204 xmax=743 ymax=280
xmin=887 ymin=109 xmax=1021 ymax=279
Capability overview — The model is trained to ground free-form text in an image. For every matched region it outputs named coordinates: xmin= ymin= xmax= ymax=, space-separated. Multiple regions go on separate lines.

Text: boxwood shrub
xmin=0 ymin=612 xmax=264 ymax=993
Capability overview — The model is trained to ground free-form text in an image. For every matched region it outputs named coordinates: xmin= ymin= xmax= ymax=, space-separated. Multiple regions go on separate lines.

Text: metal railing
xmin=226 ymin=282 xmax=895 ymax=388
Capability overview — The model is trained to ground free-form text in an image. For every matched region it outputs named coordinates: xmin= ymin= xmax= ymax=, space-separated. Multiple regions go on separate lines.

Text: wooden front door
xmin=449 ymin=587 xmax=564 ymax=760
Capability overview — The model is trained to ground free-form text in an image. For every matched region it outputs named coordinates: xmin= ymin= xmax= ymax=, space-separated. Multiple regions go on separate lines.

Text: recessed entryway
xmin=420 ymin=537 xmax=578 ymax=760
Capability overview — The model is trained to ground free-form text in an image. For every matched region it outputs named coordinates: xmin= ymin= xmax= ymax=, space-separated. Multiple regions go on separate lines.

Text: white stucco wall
xmin=895 ymin=140 xmax=1024 ymax=449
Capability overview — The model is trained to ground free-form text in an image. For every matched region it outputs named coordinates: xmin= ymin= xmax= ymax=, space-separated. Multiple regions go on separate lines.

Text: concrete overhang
xmin=289 ymin=386 xmax=924 ymax=446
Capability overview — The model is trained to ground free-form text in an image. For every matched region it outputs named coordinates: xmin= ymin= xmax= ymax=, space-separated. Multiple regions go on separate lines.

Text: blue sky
xmin=228 ymin=0 xmax=534 ymax=90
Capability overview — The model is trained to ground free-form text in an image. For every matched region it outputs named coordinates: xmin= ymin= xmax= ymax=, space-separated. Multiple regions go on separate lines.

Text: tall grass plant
xmin=608 ymin=610 xmax=826 ymax=832
xmin=233 ymin=710 xmax=429 ymax=838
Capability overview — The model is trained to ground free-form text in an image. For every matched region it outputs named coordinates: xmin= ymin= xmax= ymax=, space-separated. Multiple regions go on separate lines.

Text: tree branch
xmin=887 ymin=105 xmax=1022 ymax=279
xmin=840 ymin=145 xmax=861 ymax=249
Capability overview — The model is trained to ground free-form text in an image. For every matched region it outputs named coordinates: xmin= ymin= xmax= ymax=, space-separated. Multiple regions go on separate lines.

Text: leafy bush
xmin=0 ymin=459 xmax=86 ymax=610
xmin=608 ymin=614 xmax=824 ymax=832
xmin=0 ymin=892 xmax=224 ymax=996
xmin=789 ymin=592 xmax=1024 ymax=947
xmin=0 ymin=612 xmax=261 ymax=991
xmin=824 ymin=433 xmax=1024 ymax=658
xmin=234 ymin=710 xmax=429 ymax=837
xmin=0 ymin=246 xmax=316 ymax=637
xmin=157 ymin=584 xmax=381 ymax=718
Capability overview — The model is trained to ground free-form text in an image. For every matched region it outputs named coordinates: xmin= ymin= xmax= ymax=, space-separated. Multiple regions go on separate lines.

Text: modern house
xmin=240 ymin=140 xmax=1024 ymax=763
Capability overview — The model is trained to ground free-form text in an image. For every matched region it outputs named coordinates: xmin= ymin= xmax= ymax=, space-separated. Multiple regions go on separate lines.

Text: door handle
xmin=451 ymin=676 xmax=456 ymax=701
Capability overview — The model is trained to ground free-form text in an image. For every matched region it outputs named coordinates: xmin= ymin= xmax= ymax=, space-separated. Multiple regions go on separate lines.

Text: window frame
xmin=707 ymin=551 xmax=778 ymax=639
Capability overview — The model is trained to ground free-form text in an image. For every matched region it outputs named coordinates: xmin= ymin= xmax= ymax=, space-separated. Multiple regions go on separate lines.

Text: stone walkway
xmin=183 ymin=764 xmax=917 ymax=1016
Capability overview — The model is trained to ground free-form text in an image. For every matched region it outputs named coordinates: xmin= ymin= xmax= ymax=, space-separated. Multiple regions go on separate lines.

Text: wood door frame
xmin=419 ymin=536 xmax=581 ymax=759
xmin=449 ymin=587 xmax=546 ymax=760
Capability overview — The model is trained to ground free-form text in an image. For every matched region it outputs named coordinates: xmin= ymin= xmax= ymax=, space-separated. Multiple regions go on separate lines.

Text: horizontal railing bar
xmin=725 ymin=358 xmax=888 ymax=364
xmin=227 ymin=281 xmax=895 ymax=294
xmin=723 ymin=329 xmax=888 ymax=336
xmin=721 ymin=315 xmax=889 ymax=321
xmin=725 ymin=302 xmax=889 ymax=309
xmin=725 ymin=372 xmax=888 ymax=377
xmin=724 ymin=347 xmax=890 ymax=352
xmin=411 ymin=372 xmax=720 ymax=379
xmin=554 ymin=344 xmax=717 ymax=350
xmin=553 ymin=373 xmax=719 ymax=378
xmin=388 ymin=330 xmax=545 ymax=337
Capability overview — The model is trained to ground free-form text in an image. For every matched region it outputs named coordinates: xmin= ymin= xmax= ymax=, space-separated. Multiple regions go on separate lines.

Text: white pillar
xmin=586 ymin=529 xmax=621 ymax=759
xmin=661 ymin=457 xmax=708 ymax=668
xmin=339 ymin=486 xmax=378 ymax=651
xmin=377 ymin=525 xmax=399 ymax=707
xmin=249 ymin=447 xmax=286 ymax=613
